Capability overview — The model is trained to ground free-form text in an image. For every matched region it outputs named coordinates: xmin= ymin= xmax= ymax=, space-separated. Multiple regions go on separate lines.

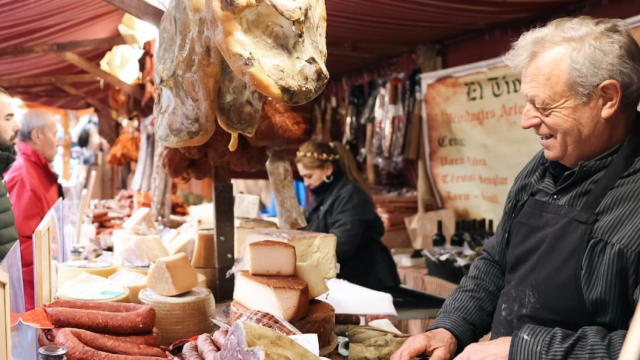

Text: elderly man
xmin=393 ymin=17 xmax=640 ymax=360
xmin=0 ymin=88 xmax=21 ymax=263
xmin=6 ymin=110 xmax=60 ymax=310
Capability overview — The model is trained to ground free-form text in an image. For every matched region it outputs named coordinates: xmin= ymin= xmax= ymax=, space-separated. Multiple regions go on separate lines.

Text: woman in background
xmin=295 ymin=140 xmax=400 ymax=291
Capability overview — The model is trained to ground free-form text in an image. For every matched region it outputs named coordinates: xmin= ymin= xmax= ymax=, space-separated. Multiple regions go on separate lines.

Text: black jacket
xmin=304 ymin=169 xmax=400 ymax=290
xmin=0 ymin=145 xmax=18 ymax=262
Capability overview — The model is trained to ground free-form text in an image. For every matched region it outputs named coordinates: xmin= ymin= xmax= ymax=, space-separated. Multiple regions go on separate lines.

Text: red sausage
xmin=211 ymin=330 xmax=228 ymax=350
xmin=54 ymin=328 xmax=167 ymax=360
xmin=181 ymin=342 xmax=203 ymax=360
xmin=45 ymin=328 xmax=162 ymax=348
xmin=44 ymin=300 xmax=156 ymax=335
xmin=196 ymin=334 xmax=218 ymax=360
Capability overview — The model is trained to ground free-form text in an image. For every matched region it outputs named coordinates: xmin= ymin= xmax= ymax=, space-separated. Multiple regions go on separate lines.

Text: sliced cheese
xmin=249 ymin=241 xmax=296 ymax=276
xmin=233 ymin=271 xmax=309 ymax=322
xmin=57 ymin=260 xmax=118 ymax=289
xmin=234 ymin=219 xmax=278 ymax=258
xmin=220 ymin=321 xmax=318 ymax=360
xmin=123 ymin=208 xmax=158 ymax=235
xmin=120 ymin=235 xmax=168 ymax=267
xmin=139 ymin=287 xmax=216 ymax=346
xmin=295 ymin=262 xmax=329 ymax=298
xmin=56 ymin=273 xmax=130 ymax=302
xmin=242 ymin=229 xmax=337 ymax=279
xmin=192 ymin=231 xmax=216 ymax=268
xmin=109 ymin=270 xmax=148 ymax=303
xmin=147 ymin=253 xmax=199 ymax=296
xmin=167 ymin=233 xmax=195 ymax=260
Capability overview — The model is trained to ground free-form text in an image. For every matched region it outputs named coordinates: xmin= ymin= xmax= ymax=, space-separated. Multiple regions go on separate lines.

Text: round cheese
xmin=57 ymin=273 xmax=130 ymax=302
xmin=119 ymin=264 xmax=150 ymax=276
xmin=57 ymin=260 xmax=118 ymax=289
xmin=292 ymin=300 xmax=337 ymax=355
xmin=139 ymin=287 xmax=216 ymax=346
xmin=109 ymin=270 xmax=148 ymax=303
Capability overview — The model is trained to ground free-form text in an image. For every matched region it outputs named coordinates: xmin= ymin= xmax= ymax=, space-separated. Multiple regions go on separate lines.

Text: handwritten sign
xmin=421 ymin=65 xmax=540 ymax=223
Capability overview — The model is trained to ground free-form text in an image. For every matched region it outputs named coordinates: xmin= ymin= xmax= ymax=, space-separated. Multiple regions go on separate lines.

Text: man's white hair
xmin=18 ymin=110 xmax=55 ymax=142
xmin=504 ymin=16 xmax=640 ymax=109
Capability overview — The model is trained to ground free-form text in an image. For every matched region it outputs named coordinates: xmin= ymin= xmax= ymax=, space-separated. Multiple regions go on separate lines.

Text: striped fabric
xmin=428 ymin=136 xmax=640 ymax=359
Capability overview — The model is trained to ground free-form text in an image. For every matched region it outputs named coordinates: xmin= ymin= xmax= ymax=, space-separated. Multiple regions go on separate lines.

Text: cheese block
xmin=57 ymin=260 xmax=118 ymax=289
xmin=147 ymin=253 xmax=199 ymax=296
xmin=219 ymin=321 xmax=318 ymax=360
xmin=249 ymin=241 xmax=296 ymax=276
xmin=292 ymin=300 xmax=337 ymax=354
xmin=192 ymin=231 xmax=216 ymax=268
xmin=234 ymin=219 xmax=278 ymax=258
xmin=295 ymin=262 xmax=329 ymax=298
xmin=197 ymin=273 xmax=207 ymax=288
xmin=120 ymin=235 xmax=168 ymax=267
xmin=234 ymin=194 xmax=261 ymax=219
xmin=241 ymin=229 xmax=337 ymax=279
xmin=167 ymin=233 xmax=195 ymax=260
xmin=122 ymin=208 xmax=158 ymax=235
xmin=160 ymin=228 xmax=180 ymax=248
xmin=108 ymin=270 xmax=148 ymax=303
xmin=139 ymin=287 xmax=216 ymax=346
xmin=233 ymin=271 xmax=309 ymax=322
xmin=188 ymin=203 xmax=214 ymax=230
xmin=56 ymin=273 xmax=130 ymax=302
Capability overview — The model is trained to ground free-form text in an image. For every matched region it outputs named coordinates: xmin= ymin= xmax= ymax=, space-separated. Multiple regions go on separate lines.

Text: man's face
xmin=520 ymin=46 xmax=603 ymax=168
xmin=37 ymin=119 xmax=59 ymax=163
xmin=0 ymin=94 xmax=21 ymax=147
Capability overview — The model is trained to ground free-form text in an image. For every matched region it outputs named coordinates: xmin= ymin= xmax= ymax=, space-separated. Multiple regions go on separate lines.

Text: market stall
xmin=2 ymin=0 xmax=640 ymax=359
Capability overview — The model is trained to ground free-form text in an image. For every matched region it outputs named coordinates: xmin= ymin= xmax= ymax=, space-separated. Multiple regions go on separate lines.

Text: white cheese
xmin=248 ymin=240 xmax=296 ymax=276
xmin=147 ymin=253 xmax=199 ymax=296
xmin=167 ymin=233 xmax=196 ymax=260
xmin=122 ymin=208 xmax=158 ymax=235
xmin=120 ymin=235 xmax=168 ymax=267
xmin=295 ymin=262 xmax=329 ymax=298
xmin=108 ymin=270 xmax=148 ymax=303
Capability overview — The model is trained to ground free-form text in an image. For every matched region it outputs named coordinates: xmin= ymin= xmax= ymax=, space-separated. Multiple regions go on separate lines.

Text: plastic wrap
xmin=1 ymin=243 xmax=37 ymax=360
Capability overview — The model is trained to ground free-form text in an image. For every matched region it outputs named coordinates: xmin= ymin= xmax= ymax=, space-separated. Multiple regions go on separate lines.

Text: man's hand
xmin=453 ymin=337 xmax=511 ymax=360
xmin=391 ymin=329 xmax=457 ymax=360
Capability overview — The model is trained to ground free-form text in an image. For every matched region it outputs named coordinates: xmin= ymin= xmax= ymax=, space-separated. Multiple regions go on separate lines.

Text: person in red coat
xmin=5 ymin=109 xmax=60 ymax=310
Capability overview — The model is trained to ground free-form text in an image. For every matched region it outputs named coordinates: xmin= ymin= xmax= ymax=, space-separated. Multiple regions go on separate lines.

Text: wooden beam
xmin=0 ymin=35 xmax=137 ymax=58
xmin=53 ymin=80 xmax=110 ymax=113
xmin=102 ymin=0 xmax=164 ymax=28
xmin=56 ymin=51 xmax=142 ymax=99
xmin=0 ymin=74 xmax=100 ymax=87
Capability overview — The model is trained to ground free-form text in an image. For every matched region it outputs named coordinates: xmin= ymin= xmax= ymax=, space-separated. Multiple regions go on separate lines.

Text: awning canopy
xmin=0 ymin=0 xmax=594 ymax=109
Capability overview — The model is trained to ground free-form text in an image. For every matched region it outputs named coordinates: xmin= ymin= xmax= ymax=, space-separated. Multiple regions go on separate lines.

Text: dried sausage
xmin=54 ymin=328 xmax=167 ymax=360
xmin=44 ymin=328 xmax=161 ymax=348
xmin=196 ymin=334 xmax=218 ymax=360
xmin=44 ymin=300 xmax=156 ymax=335
xmin=181 ymin=342 xmax=203 ymax=360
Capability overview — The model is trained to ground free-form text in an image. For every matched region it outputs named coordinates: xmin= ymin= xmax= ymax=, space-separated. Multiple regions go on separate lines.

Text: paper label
xmin=288 ymin=334 xmax=319 ymax=356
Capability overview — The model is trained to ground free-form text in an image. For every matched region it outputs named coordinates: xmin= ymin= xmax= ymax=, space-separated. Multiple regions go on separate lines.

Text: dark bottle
xmin=486 ymin=219 xmax=495 ymax=237
xmin=461 ymin=220 xmax=472 ymax=243
xmin=450 ymin=221 xmax=464 ymax=247
xmin=474 ymin=219 xmax=487 ymax=246
xmin=432 ymin=220 xmax=446 ymax=247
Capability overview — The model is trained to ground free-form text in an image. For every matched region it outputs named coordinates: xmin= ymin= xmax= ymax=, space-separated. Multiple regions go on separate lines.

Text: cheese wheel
xmin=109 ymin=270 xmax=148 ymax=304
xmin=56 ymin=273 xmax=130 ymax=303
xmin=292 ymin=300 xmax=338 ymax=355
xmin=118 ymin=264 xmax=150 ymax=276
xmin=57 ymin=260 xmax=118 ymax=289
xmin=139 ymin=287 xmax=216 ymax=346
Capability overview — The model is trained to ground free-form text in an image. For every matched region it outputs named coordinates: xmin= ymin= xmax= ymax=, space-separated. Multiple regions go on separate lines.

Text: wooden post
xmin=62 ymin=110 xmax=71 ymax=181
xmin=212 ymin=164 xmax=234 ymax=301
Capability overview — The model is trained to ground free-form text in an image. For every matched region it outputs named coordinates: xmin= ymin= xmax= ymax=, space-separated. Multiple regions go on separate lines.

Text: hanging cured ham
xmin=155 ymin=0 xmax=221 ymax=148
xmin=216 ymin=59 xmax=264 ymax=152
xmin=206 ymin=0 xmax=329 ymax=105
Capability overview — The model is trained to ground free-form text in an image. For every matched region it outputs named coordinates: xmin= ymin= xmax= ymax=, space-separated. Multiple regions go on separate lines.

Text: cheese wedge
xmin=123 ymin=208 xmax=158 ymax=235
xmin=167 ymin=233 xmax=196 ymax=260
xmin=120 ymin=235 xmax=168 ymax=267
xmin=242 ymin=229 xmax=337 ymax=279
xmin=234 ymin=219 xmax=278 ymax=258
xmin=148 ymin=253 xmax=199 ymax=296
xmin=234 ymin=194 xmax=261 ymax=219
xmin=234 ymin=271 xmax=309 ymax=322
xmin=295 ymin=262 xmax=329 ymax=298
xmin=249 ymin=241 xmax=296 ymax=276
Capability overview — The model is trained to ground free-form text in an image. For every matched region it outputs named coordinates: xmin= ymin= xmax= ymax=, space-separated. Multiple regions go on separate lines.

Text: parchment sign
xmin=421 ymin=65 xmax=540 ymax=223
